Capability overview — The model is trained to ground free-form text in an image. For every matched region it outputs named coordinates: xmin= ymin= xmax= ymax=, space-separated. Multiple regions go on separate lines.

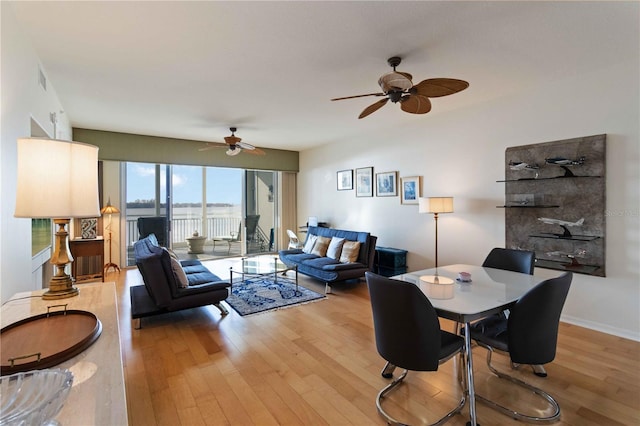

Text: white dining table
xmin=394 ymin=264 xmax=546 ymax=426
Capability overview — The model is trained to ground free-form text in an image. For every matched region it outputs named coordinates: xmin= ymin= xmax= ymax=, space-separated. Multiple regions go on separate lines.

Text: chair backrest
xmin=365 ymin=272 xmax=442 ymax=372
xmin=246 ymin=214 xmax=260 ymax=241
xmin=230 ymin=222 xmax=242 ymax=242
xmin=138 ymin=216 xmax=168 ymax=247
xmin=268 ymin=228 xmax=274 ymax=251
xmin=287 ymin=229 xmax=299 ymax=241
xmin=133 ymin=235 xmax=173 ymax=307
xmin=507 ymin=272 xmax=572 ymax=365
xmin=482 ymin=247 xmax=535 ymax=275
xmin=287 ymin=229 xmax=301 ymax=249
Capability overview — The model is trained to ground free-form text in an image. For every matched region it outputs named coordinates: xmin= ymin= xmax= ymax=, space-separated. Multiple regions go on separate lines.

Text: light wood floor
xmin=108 ymin=259 xmax=640 ymax=425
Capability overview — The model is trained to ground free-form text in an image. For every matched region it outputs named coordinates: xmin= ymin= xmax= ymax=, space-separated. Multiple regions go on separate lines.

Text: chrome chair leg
xmin=532 ymin=364 xmax=548 ymax=377
xmin=457 ymin=352 xmax=468 ymax=394
xmin=376 ymin=369 xmax=409 ymax=425
xmin=214 ymin=302 xmax=229 ymax=316
xmin=381 ymin=361 xmax=396 ymax=378
xmin=476 ymin=345 xmax=560 ymax=423
xmin=376 ymin=368 xmax=465 ymax=426
xmin=511 ymin=362 xmax=548 ymax=378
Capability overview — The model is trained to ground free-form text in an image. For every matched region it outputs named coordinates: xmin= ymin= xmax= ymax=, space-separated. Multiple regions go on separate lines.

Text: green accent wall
xmin=72 ymin=128 xmax=299 ymax=172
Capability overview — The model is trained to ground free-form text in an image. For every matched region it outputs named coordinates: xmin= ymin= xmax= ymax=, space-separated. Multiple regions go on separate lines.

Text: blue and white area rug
xmin=225 ymin=276 xmax=325 ymax=316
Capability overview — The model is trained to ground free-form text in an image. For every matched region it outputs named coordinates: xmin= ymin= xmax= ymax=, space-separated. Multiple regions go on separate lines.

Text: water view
xmin=126 ymin=204 xmax=242 ymax=246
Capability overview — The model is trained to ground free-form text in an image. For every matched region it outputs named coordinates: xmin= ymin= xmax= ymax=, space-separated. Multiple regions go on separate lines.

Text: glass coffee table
xmin=229 ymin=255 xmax=299 ymax=294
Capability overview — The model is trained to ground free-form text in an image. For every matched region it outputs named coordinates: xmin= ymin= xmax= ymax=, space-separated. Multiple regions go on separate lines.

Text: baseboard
xmin=561 ymin=314 xmax=640 ymax=342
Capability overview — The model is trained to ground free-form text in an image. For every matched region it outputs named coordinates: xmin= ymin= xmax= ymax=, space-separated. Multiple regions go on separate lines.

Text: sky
xmin=126 ymin=163 xmax=242 ymax=205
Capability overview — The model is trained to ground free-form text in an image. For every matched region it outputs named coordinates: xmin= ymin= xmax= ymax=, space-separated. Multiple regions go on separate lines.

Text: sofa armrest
xmin=280 ymin=249 xmax=304 ymax=256
xmin=175 ymin=280 xmax=230 ymax=298
xmin=364 ymin=235 xmax=377 ymax=270
xmin=322 ymin=262 xmax=366 ymax=271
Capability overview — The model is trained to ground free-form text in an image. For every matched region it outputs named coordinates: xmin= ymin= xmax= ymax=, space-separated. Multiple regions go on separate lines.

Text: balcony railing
xmin=126 ymin=216 xmax=241 ymax=247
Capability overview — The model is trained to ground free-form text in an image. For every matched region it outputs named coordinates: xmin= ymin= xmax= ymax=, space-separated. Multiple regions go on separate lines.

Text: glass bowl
xmin=0 ymin=369 xmax=73 ymax=426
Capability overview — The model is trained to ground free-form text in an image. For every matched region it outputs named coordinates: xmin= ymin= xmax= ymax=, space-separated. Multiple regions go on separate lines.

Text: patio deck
xmin=126 ymin=239 xmax=273 ymax=266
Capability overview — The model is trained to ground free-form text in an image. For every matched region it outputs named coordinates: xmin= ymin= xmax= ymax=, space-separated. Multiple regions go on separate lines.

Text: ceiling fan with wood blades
xmin=198 ymin=127 xmax=266 ymax=156
xmin=331 ymin=56 xmax=469 ymax=119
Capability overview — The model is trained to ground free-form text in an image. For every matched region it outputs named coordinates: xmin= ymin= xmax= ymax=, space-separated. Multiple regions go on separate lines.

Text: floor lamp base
xmin=104 ymin=263 xmax=120 ymax=274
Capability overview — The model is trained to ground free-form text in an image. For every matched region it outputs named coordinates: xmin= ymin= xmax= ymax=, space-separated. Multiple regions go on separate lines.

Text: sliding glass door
xmin=125 ymin=162 xmax=274 ymax=265
xmin=245 ymin=170 xmax=277 ymax=254
xmin=206 ymin=168 xmax=243 ymax=243
xmin=125 ymin=163 xmax=168 ymax=266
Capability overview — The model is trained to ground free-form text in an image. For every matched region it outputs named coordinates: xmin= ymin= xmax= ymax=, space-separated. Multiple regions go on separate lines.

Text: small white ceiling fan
xmin=199 ymin=127 xmax=266 ymax=156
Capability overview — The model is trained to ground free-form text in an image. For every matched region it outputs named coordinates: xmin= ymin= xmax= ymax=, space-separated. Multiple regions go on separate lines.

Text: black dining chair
xmin=467 ymin=272 xmax=572 ymax=423
xmin=480 ymin=247 xmax=550 ymax=377
xmin=482 ymin=247 xmax=535 ymax=275
xmin=365 ymin=272 xmax=466 ymax=426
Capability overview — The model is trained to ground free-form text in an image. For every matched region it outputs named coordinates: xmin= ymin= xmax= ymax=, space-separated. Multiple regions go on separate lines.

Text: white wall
xmin=299 ymin=60 xmax=639 ymax=340
xmin=1 ymin=4 xmax=71 ymax=302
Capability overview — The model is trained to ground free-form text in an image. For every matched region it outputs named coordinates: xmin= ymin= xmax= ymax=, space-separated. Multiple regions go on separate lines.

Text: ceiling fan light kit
xmin=332 ymin=56 xmax=469 ymax=119
xmin=378 ymin=71 xmax=413 ymax=92
xmin=198 ymin=127 xmax=266 ymax=156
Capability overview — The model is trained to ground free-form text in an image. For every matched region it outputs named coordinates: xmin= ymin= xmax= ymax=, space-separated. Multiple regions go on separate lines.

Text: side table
xmin=230 ymin=255 xmax=299 ymax=294
xmin=70 ymin=237 xmax=104 ymax=282
xmin=375 ymin=246 xmax=408 ymax=277
xmin=186 ymin=235 xmax=207 ymax=254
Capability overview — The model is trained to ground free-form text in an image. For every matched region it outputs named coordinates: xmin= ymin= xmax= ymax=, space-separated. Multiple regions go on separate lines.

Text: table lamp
xmin=14 ymin=138 xmax=100 ymax=299
xmin=101 ymin=197 xmax=121 ymax=274
xmin=419 ymin=197 xmax=454 ymax=267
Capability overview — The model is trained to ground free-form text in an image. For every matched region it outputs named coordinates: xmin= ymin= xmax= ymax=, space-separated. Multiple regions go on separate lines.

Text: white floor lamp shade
xmin=419 ymin=197 xmax=454 ymax=267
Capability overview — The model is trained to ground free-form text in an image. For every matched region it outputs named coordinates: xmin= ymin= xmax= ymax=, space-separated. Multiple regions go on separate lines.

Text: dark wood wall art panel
xmin=501 ymin=134 xmax=606 ymax=276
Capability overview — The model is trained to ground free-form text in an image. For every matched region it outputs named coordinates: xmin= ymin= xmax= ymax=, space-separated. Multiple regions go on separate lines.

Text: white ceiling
xmin=9 ymin=1 xmax=637 ymax=152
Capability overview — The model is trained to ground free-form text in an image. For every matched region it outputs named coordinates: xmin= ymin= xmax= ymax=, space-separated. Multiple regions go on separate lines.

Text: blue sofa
xmin=279 ymin=226 xmax=377 ymax=293
xmin=131 ymin=234 xmax=230 ymax=328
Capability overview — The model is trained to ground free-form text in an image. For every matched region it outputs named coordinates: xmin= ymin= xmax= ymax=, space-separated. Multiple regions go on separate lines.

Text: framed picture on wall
xmin=337 ymin=169 xmax=353 ymax=190
xmin=376 ymin=171 xmax=398 ymax=197
xmin=400 ymin=176 xmax=421 ymax=204
xmin=80 ymin=218 xmax=98 ymax=239
xmin=355 ymin=167 xmax=373 ymax=197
